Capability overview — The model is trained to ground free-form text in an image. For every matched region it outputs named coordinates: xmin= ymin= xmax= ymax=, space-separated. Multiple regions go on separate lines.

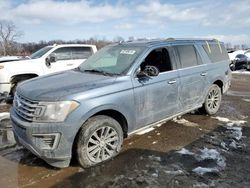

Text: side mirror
xmin=137 ymin=65 xmax=160 ymax=77
xmin=49 ymin=55 xmax=57 ymax=63
xmin=45 ymin=57 xmax=51 ymax=67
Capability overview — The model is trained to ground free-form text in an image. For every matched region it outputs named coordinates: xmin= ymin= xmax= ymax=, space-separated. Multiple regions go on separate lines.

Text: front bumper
xmin=0 ymin=83 xmax=11 ymax=95
xmin=10 ymin=108 xmax=74 ymax=168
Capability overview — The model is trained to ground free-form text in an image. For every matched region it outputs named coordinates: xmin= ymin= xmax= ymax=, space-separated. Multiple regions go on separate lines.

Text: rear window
xmin=202 ymin=43 xmax=229 ymax=63
xmin=175 ymin=45 xmax=202 ymax=68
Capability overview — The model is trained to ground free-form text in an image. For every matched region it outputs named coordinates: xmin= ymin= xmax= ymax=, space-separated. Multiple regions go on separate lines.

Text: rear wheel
xmin=202 ymin=84 xmax=222 ymax=115
xmin=76 ymin=115 xmax=123 ymax=168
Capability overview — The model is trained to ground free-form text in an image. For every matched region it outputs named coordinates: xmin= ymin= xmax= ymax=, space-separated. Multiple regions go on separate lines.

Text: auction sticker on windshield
xmin=120 ymin=50 xmax=136 ymax=55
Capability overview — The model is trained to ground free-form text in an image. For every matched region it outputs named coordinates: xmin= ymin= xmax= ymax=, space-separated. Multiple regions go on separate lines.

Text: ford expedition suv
xmin=10 ymin=39 xmax=231 ymax=168
xmin=0 ymin=44 xmax=97 ymax=98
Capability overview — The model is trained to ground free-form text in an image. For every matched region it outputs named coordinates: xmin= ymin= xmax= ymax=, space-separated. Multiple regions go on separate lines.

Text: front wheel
xmin=76 ymin=115 xmax=123 ymax=168
xmin=202 ymin=84 xmax=222 ymax=115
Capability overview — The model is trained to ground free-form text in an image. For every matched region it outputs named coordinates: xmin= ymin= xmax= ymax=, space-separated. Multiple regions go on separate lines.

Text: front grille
xmin=13 ymin=93 xmax=40 ymax=122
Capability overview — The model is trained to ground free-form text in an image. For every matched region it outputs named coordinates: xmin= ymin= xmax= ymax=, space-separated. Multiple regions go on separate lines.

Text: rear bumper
xmin=10 ymin=108 xmax=73 ymax=168
xmin=223 ymin=70 xmax=232 ymax=94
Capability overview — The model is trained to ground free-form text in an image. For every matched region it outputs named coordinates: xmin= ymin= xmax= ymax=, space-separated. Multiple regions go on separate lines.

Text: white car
xmin=0 ymin=44 xmax=97 ymax=97
xmin=0 ymin=56 xmax=24 ymax=63
xmin=228 ymin=50 xmax=246 ymax=61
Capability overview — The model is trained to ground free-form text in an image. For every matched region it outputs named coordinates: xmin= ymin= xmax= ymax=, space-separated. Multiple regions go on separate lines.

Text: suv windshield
xmin=80 ymin=45 xmax=145 ymax=75
xmin=31 ymin=46 xmax=53 ymax=59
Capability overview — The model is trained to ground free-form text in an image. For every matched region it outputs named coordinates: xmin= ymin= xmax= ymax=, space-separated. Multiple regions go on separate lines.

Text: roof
xmin=117 ymin=38 xmax=220 ymax=47
xmin=47 ymin=44 xmax=96 ymax=48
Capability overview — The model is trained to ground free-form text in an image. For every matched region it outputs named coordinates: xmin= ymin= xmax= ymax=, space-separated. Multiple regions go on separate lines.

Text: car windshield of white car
xmin=31 ymin=46 xmax=53 ymax=59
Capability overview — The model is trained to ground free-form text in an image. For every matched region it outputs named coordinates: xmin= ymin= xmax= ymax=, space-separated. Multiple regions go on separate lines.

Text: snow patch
xmin=148 ymin=155 xmax=161 ymax=162
xmin=176 ymin=148 xmax=194 ymax=155
xmin=192 ymin=167 xmax=219 ymax=175
xmin=164 ymin=170 xmax=184 ymax=175
xmin=193 ymin=182 xmax=210 ymax=188
xmin=197 ymin=148 xmax=226 ymax=169
xmin=229 ymin=140 xmax=237 ymax=149
xmin=152 ymin=141 xmax=158 ymax=145
xmin=242 ymin=98 xmax=250 ymax=102
xmin=227 ymin=127 xmax=242 ymax=140
xmin=136 ymin=127 xmax=155 ymax=135
xmin=212 ymin=116 xmax=230 ymax=123
xmin=0 ymin=112 xmax=10 ymax=121
xmin=213 ymin=116 xmax=246 ymax=126
xmin=232 ymin=70 xmax=250 ymax=75
xmin=172 ymin=118 xmax=199 ymax=127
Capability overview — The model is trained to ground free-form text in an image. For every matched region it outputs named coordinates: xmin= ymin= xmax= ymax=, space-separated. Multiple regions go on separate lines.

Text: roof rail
xmin=165 ymin=38 xmax=217 ymax=42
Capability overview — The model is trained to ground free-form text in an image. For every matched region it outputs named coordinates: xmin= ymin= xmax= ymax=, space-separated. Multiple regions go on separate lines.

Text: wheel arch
xmin=213 ymin=79 xmax=223 ymax=93
xmin=10 ymin=73 xmax=39 ymax=95
xmin=71 ymin=106 xmax=130 ymax=160
xmin=10 ymin=73 xmax=39 ymax=83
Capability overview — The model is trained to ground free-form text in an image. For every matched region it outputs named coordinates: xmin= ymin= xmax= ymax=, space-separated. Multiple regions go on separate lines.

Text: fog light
xmin=32 ymin=133 xmax=60 ymax=150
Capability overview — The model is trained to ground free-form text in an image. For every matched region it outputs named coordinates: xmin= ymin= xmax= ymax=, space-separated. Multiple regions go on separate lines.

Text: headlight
xmin=34 ymin=101 xmax=79 ymax=122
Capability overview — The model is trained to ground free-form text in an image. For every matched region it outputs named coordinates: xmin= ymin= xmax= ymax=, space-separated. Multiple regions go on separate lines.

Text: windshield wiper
xmin=83 ymin=69 xmax=114 ymax=76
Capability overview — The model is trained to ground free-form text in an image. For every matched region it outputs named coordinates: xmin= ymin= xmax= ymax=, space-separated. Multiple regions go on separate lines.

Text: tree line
xmin=1 ymin=20 xmax=249 ymax=57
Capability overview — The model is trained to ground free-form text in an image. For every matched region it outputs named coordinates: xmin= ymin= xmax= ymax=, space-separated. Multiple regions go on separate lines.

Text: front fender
xmin=72 ymin=103 xmax=135 ymax=138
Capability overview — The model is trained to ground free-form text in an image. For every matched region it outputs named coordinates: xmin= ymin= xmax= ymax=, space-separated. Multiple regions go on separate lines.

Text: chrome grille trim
xmin=14 ymin=93 xmax=39 ymax=122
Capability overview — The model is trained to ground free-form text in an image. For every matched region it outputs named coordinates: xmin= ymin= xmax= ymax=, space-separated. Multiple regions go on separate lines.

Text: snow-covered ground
xmin=232 ymin=70 xmax=250 ymax=75
xmin=0 ymin=112 xmax=9 ymax=121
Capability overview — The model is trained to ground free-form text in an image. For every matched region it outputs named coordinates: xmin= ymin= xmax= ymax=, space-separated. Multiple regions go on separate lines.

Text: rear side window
xmin=175 ymin=45 xmax=202 ymax=68
xmin=52 ymin=47 xmax=93 ymax=61
xmin=202 ymin=43 xmax=229 ymax=63
xmin=71 ymin=47 xmax=93 ymax=59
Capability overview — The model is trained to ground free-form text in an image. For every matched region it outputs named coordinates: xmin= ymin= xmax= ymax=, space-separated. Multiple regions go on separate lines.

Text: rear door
xmin=132 ymin=46 xmax=181 ymax=127
xmin=174 ymin=44 xmax=209 ymax=110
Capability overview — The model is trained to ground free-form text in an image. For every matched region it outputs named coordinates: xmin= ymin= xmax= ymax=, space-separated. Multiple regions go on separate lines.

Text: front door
xmin=46 ymin=47 xmax=92 ymax=74
xmin=132 ymin=47 xmax=180 ymax=128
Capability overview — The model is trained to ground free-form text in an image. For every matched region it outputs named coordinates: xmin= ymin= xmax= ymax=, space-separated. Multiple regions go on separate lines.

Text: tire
xmin=202 ymin=84 xmax=222 ymax=115
xmin=6 ymin=81 xmax=23 ymax=104
xmin=76 ymin=115 xmax=123 ymax=168
xmin=11 ymin=80 xmax=23 ymax=96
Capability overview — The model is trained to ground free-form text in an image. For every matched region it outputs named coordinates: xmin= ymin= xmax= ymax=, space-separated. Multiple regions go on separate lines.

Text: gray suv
xmin=10 ymin=39 xmax=231 ymax=168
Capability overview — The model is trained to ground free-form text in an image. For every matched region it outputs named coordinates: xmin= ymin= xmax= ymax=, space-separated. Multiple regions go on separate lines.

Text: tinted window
xmin=71 ymin=47 xmax=92 ymax=59
xmin=175 ymin=45 xmax=201 ymax=68
xmin=203 ymin=43 xmax=229 ymax=63
xmin=52 ymin=47 xmax=93 ymax=61
xmin=140 ymin=48 xmax=173 ymax=73
xmin=53 ymin=47 xmax=72 ymax=60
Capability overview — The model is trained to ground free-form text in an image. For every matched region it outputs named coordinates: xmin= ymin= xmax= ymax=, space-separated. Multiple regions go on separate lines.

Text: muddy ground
xmin=0 ymin=73 xmax=250 ymax=188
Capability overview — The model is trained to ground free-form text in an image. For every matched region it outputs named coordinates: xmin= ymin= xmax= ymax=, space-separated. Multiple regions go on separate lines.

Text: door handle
xmin=168 ymin=80 xmax=176 ymax=84
xmin=67 ymin=63 xmax=73 ymax=66
xmin=200 ymin=72 xmax=207 ymax=76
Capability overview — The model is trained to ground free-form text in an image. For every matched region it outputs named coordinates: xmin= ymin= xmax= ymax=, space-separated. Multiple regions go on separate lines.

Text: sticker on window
xmin=120 ymin=50 xmax=136 ymax=55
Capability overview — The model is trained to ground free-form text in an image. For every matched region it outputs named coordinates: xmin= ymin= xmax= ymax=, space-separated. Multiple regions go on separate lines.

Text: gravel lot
xmin=0 ymin=73 xmax=249 ymax=188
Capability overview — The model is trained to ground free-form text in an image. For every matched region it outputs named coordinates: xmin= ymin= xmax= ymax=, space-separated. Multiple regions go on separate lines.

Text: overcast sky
xmin=1 ymin=0 xmax=250 ymax=45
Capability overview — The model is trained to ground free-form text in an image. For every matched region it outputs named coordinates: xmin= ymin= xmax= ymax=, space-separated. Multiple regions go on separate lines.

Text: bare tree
xmin=0 ymin=20 xmax=23 ymax=56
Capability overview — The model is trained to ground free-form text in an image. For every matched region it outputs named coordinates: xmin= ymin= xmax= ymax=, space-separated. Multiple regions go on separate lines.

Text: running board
xmin=128 ymin=105 xmax=202 ymax=136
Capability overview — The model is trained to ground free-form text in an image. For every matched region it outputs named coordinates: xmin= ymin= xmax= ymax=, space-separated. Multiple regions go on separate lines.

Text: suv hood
xmin=17 ymin=69 xmax=117 ymax=101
